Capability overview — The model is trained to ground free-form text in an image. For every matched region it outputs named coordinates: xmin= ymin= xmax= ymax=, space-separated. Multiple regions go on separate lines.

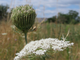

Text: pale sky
xmin=0 ymin=0 xmax=80 ymax=18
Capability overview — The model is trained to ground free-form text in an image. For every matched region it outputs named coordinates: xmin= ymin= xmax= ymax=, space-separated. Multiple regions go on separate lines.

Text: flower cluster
xmin=14 ymin=38 xmax=74 ymax=60
xmin=11 ymin=4 xmax=36 ymax=33
xmin=11 ymin=5 xmax=35 ymax=20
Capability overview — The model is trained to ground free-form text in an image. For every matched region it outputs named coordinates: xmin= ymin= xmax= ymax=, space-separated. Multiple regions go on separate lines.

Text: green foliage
xmin=68 ymin=10 xmax=78 ymax=20
xmin=46 ymin=10 xmax=80 ymax=24
xmin=11 ymin=5 xmax=36 ymax=33
xmin=47 ymin=16 xmax=56 ymax=23
xmin=0 ymin=4 xmax=9 ymax=20
xmin=28 ymin=23 xmax=80 ymax=60
xmin=0 ymin=21 xmax=80 ymax=60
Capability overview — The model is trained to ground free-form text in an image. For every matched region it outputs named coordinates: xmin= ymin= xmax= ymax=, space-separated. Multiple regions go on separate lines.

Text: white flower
xmin=33 ymin=50 xmax=46 ymax=55
xmin=2 ymin=33 xmax=7 ymax=35
xmin=14 ymin=38 xmax=74 ymax=60
xmin=11 ymin=25 xmax=16 ymax=29
xmin=14 ymin=56 xmax=20 ymax=60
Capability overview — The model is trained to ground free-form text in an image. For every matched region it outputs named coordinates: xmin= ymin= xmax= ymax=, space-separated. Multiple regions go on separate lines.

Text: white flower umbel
xmin=33 ymin=50 xmax=46 ymax=55
xmin=14 ymin=38 xmax=74 ymax=60
xmin=11 ymin=25 xmax=16 ymax=29
xmin=2 ymin=33 xmax=7 ymax=35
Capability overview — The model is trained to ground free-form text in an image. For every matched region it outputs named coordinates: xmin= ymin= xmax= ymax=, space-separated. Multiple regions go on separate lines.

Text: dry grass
xmin=0 ymin=21 xmax=80 ymax=60
xmin=0 ymin=21 xmax=24 ymax=60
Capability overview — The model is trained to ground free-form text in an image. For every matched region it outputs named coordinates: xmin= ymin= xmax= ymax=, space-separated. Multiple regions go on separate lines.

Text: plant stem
xmin=24 ymin=33 xmax=27 ymax=44
xmin=67 ymin=47 xmax=69 ymax=60
xmin=43 ymin=56 xmax=45 ymax=60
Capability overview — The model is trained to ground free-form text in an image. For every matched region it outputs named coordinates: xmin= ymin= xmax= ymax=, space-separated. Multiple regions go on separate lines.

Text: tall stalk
xmin=11 ymin=5 xmax=36 ymax=44
xmin=24 ymin=33 xmax=27 ymax=44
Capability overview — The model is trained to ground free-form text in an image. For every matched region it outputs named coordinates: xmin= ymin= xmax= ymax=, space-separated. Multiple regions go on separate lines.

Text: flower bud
xmin=11 ymin=5 xmax=36 ymax=33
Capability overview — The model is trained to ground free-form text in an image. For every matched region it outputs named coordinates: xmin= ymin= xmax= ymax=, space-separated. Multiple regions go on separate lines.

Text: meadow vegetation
xmin=0 ymin=20 xmax=80 ymax=60
xmin=0 ymin=3 xmax=80 ymax=60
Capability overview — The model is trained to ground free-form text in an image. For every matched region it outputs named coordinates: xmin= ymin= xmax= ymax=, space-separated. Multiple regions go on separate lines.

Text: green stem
xmin=24 ymin=33 xmax=27 ymax=44
xmin=43 ymin=56 xmax=45 ymax=60
xmin=43 ymin=57 xmax=45 ymax=60
xmin=67 ymin=47 xmax=69 ymax=60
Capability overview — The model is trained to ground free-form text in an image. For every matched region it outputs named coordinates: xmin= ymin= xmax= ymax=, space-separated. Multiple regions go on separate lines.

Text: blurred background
xmin=0 ymin=0 xmax=80 ymax=60
xmin=0 ymin=0 xmax=80 ymax=23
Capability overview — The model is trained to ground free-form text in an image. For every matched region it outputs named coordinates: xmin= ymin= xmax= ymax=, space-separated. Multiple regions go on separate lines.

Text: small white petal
xmin=2 ymin=33 xmax=7 ymax=35
xmin=14 ymin=38 xmax=74 ymax=60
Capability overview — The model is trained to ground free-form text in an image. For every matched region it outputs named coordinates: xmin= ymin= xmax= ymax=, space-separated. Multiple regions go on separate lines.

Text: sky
xmin=0 ymin=0 xmax=80 ymax=18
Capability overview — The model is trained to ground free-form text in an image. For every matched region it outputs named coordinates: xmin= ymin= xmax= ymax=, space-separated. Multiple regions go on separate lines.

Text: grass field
xmin=0 ymin=21 xmax=80 ymax=60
